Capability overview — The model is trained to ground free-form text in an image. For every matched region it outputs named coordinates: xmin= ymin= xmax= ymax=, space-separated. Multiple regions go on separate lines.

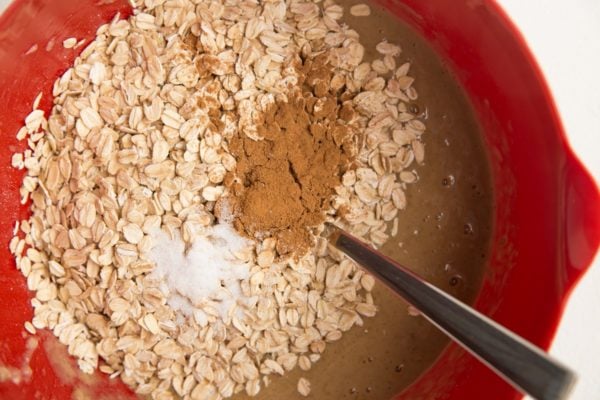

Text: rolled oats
xmin=10 ymin=0 xmax=428 ymax=398
xmin=62 ymin=37 xmax=77 ymax=49
xmin=297 ymin=377 xmax=311 ymax=396
xmin=350 ymin=4 xmax=372 ymax=17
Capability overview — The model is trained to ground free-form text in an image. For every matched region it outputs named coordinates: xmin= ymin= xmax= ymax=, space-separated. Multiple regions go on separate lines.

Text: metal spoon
xmin=328 ymin=227 xmax=576 ymax=400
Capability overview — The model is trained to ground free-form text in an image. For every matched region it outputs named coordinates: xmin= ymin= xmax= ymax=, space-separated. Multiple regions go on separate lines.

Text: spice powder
xmin=222 ymin=55 xmax=359 ymax=257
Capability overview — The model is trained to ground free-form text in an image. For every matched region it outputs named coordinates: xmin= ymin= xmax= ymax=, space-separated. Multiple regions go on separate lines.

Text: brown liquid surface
xmin=234 ymin=1 xmax=493 ymax=399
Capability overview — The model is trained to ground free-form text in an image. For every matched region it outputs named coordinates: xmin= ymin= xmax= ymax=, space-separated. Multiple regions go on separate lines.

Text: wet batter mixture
xmin=234 ymin=1 xmax=493 ymax=399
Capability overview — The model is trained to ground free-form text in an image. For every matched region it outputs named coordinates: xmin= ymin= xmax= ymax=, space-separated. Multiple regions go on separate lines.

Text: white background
xmin=1 ymin=0 xmax=598 ymax=399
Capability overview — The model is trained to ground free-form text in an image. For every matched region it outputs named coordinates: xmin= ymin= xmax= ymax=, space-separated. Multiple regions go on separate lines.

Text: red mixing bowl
xmin=0 ymin=0 xmax=598 ymax=399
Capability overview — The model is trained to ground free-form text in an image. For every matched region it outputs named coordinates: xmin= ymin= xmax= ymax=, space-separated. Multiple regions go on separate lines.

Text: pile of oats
xmin=9 ymin=0 xmax=426 ymax=398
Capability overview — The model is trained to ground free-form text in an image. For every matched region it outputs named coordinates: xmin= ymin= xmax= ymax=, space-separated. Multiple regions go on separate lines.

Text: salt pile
xmin=148 ymin=223 xmax=253 ymax=321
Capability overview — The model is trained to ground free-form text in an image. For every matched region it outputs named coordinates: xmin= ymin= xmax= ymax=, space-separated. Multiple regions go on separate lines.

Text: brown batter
xmin=233 ymin=1 xmax=493 ymax=399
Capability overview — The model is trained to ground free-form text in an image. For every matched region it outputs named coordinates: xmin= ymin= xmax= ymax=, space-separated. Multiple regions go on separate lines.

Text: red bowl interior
xmin=0 ymin=0 xmax=598 ymax=399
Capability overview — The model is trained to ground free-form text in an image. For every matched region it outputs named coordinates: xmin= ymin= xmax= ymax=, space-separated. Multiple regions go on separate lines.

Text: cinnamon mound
xmin=224 ymin=55 xmax=358 ymax=257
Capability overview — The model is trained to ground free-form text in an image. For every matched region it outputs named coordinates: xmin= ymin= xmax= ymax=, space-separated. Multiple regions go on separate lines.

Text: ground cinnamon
xmin=221 ymin=55 xmax=359 ymax=257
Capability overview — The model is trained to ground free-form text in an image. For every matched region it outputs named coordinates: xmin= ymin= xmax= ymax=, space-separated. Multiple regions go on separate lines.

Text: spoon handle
xmin=330 ymin=228 xmax=576 ymax=400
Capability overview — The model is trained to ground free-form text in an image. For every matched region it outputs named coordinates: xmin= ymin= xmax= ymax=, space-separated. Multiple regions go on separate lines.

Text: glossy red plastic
xmin=0 ymin=1 xmax=598 ymax=399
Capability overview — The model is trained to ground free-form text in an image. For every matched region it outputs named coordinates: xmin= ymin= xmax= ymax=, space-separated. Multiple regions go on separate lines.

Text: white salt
xmin=148 ymin=223 xmax=252 ymax=320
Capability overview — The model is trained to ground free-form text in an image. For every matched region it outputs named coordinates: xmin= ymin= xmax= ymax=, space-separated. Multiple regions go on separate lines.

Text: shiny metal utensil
xmin=329 ymin=227 xmax=576 ymax=400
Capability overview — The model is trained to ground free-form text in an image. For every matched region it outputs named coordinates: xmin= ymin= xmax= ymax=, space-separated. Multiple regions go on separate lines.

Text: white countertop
xmin=1 ymin=0 xmax=598 ymax=399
